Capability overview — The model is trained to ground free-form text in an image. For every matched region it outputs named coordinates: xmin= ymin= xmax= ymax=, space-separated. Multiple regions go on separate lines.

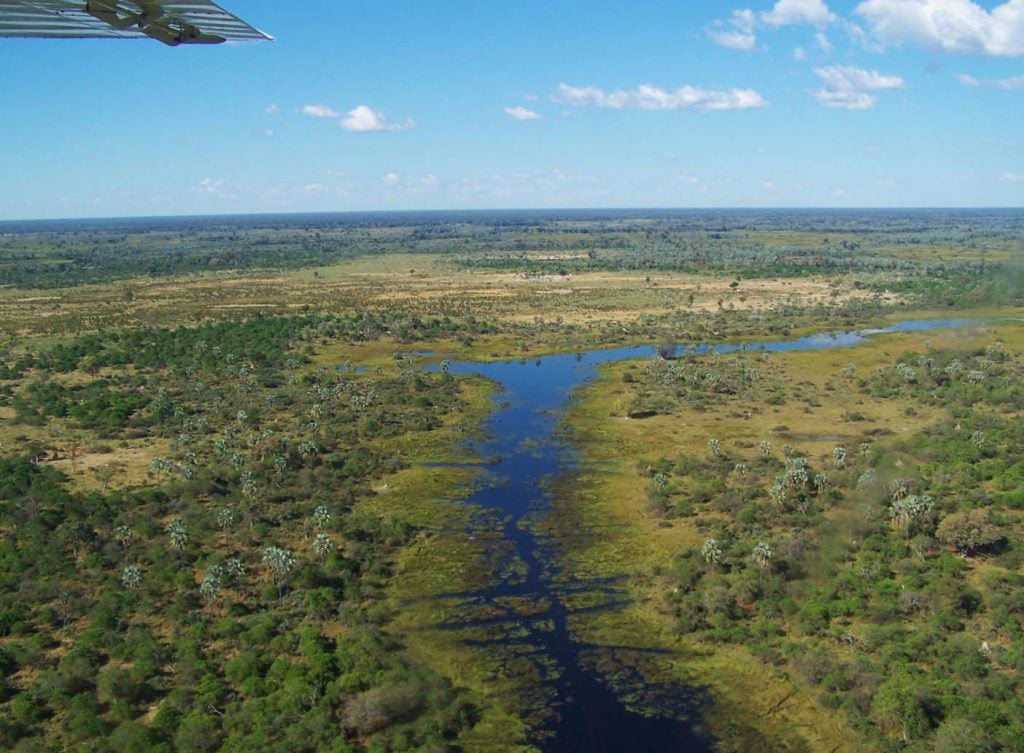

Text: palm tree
xmin=167 ymin=519 xmax=189 ymax=565
xmin=312 ymin=505 xmax=331 ymax=529
xmin=707 ymin=439 xmax=722 ymax=457
xmin=262 ymin=546 xmax=297 ymax=598
xmin=889 ymin=495 xmax=934 ymax=538
xmin=114 ymin=524 xmax=133 ymax=552
xmin=751 ymin=542 xmax=773 ymax=571
xmin=225 ymin=558 xmax=246 ymax=585
xmin=889 ymin=479 xmax=909 ymax=501
xmin=121 ymin=565 xmax=143 ymax=591
xmin=312 ymin=533 xmax=334 ymax=562
xmin=813 ymin=473 xmax=828 ymax=495
xmin=200 ymin=564 xmax=224 ymax=603
xmin=831 ymin=446 xmax=847 ymax=470
xmin=700 ymin=538 xmax=722 ymax=570
xmin=216 ymin=507 xmax=234 ymax=532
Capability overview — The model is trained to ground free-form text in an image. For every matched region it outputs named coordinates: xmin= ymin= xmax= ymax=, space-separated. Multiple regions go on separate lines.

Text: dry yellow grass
xmin=0 ymin=254 xmax=897 ymax=338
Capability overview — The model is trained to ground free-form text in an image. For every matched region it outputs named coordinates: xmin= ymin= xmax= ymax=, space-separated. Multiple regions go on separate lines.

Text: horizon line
xmin=1 ymin=205 xmax=1021 ymax=226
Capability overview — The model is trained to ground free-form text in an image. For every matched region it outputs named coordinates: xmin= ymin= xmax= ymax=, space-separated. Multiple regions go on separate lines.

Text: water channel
xmin=436 ymin=318 xmax=974 ymax=752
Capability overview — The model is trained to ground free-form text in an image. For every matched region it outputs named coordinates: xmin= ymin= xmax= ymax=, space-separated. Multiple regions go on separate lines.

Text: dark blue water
xmin=439 ymin=318 xmax=976 ymax=752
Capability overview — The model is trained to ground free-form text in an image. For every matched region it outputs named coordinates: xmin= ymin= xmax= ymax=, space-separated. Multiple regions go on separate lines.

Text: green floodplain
xmin=0 ymin=208 xmax=1022 ymax=753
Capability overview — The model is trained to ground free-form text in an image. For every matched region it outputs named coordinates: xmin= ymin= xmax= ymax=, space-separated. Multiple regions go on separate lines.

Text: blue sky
xmin=0 ymin=0 xmax=1022 ymax=219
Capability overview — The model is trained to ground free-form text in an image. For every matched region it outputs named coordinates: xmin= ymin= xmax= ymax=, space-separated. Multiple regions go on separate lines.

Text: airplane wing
xmin=0 ymin=1 xmax=271 ymax=45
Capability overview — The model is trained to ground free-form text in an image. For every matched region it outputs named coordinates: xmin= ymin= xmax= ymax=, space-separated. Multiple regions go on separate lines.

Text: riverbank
xmin=351 ymin=373 xmax=545 ymax=751
xmin=552 ymin=316 xmax=1024 ymax=752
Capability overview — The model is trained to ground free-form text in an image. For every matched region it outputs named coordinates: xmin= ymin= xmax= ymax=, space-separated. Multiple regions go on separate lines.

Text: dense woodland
xmin=0 ymin=317 xmax=484 ymax=752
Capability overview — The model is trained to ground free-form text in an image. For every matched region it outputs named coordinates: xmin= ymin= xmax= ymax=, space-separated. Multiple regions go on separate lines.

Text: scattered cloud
xmin=196 ymin=178 xmax=234 ymax=200
xmin=303 ymin=183 xmax=329 ymax=194
xmin=553 ymin=82 xmax=768 ymax=111
xmin=876 ymin=179 xmax=897 ymax=186
xmin=265 ymin=103 xmax=280 ymax=115
xmin=504 ymin=105 xmax=542 ymax=120
xmin=816 ymin=31 xmax=835 ymax=52
xmin=257 ymin=128 xmax=274 ymax=138
xmin=381 ymin=172 xmax=401 ymax=186
xmin=794 ymin=46 xmax=808 ymax=59
xmin=708 ymin=8 xmax=758 ymax=50
xmin=708 ymin=29 xmax=758 ymax=50
xmin=1001 ymin=171 xmax=1024 ymax=181
xmin=812 ymin=65 xmax=905 ymax=108
xmin=761 ymin=0 xmax=837 ymax=28
xmin=959 ymin=72 xmax=1024 ymax=89
xmin=301 ymin=104 xmax=413 ymax=132
xmin=420 ymin=174 xmax=440 ymax=187
xmin=844 ymin=20 xmax=874 ymax=47
xmin=855 ymin=0 xmax=1024 ymax=57
xmin=341 ymin=105 xmax=413 ymax=132
xmin=301 ymin=104 xmax=340 ymax=119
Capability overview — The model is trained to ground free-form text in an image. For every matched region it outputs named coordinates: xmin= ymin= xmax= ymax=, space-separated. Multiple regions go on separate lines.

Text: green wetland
xmin=0 ymin=209 xmax=1022 ymax=753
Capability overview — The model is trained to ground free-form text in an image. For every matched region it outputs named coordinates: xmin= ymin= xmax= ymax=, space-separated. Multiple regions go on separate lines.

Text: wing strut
xmin=86 ymin=0 xmax=224 ymax=44
xmin=0 ymin=1 xmax=272 ymax=45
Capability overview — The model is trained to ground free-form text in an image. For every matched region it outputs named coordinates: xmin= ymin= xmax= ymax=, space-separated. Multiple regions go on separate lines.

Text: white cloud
xmin=341 ymin=105 xmax=413 ymax=132
xmin=877 ymin=179 xmax=897 ymax=186
xmin=1001 ymin=171 xmax=1024 ymax=181
xmin=265 ymin=103 xmax=280 ymax=115
xmin=794 ymin=46 xmax=808 ymax=59
xmin=762 ymin=0 xmax=837 ymax=27
xmin=196 ymin=178 xmax=234 ymax=200
xmin=381 ymin=172 xmax=401 ymax=186
xmin=959 ymin=72 xmax=1024 ymax=88
xmin=709 ymin=29 xmax=759 ymax=49
xmin=733 ymin=8 xmax=758 ymax=33
xmin=301 ymin=104 xmax=340 ymax=119
xmin=303 ymin=183 xmax=329 ymax=194
xmin=504 ymin=106 xmax=542 ymax=120
xmin=855 ymin=0 xmax=1024 ymax=57
xmin=420 ymin=174 xmax=440 ymax=187
xmin=812 ymin=65 xmax=905 ymax=108
xmin=708 ymin=8 xmax=758 ymax=50
xmin=816 ymin=31 xmax=835 ymax=52
xmin=301 ymin=103 xmax=412 ymax=132
xmin=553 ymin=82 xmax=767 ymax=111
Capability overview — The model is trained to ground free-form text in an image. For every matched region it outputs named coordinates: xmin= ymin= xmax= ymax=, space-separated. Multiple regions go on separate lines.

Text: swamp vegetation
xmin=0 ymin=209 xmax=1021 ymax=752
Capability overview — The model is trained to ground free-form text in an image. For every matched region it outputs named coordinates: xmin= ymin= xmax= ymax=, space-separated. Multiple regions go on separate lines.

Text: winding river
xmin=438 ymin=318 xmax=974 ymax=752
